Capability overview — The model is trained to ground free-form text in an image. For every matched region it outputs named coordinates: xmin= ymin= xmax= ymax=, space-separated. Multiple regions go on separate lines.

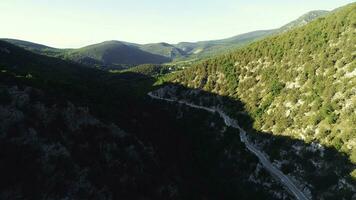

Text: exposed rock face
xmin=0 ymin=85 xmax=177 ymax=200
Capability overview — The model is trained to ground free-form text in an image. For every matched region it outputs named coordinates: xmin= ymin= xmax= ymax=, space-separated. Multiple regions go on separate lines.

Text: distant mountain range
xmin=2 ymin=10 xmax=328 ymax=69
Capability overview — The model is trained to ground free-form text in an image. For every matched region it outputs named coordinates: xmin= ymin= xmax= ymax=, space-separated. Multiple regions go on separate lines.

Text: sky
xmin=0 ymin=0 xmax=354 ymax=48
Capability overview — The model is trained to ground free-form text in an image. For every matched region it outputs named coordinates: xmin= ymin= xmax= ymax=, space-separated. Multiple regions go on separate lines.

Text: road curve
xmin=148 ymin=92 xmax=310 ymax=200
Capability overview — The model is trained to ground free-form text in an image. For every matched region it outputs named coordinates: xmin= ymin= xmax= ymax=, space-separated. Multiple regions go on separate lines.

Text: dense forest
xmin=165 ymin=2 xmax=355 ymax=177
xmin=0 ymin=40 xmax=288 ymax=199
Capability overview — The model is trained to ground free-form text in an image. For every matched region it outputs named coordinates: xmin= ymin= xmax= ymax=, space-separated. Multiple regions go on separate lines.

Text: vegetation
xmin=115 ymin=64 xmax=174 ymax=77
xmin=167 ymin=3 xmax=356 ymax=164
xmin=140 ymin=42 xmax=186 ymax=59
xmin=174 ymin=10 xmax=328 ymax=60
xmin=0 ymin=3 xmax=354 ymax=199
xmin=0 ymin=40 xmax=279 ymax=199
xmin=63 ymin=41 xmax=171 ymax=69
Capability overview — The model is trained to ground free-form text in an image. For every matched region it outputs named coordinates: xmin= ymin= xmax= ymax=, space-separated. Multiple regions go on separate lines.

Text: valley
xmin=148 ymin=91 xmax=309 ymax=200
xmin=0 ymin=1 xmax=355 ymax=200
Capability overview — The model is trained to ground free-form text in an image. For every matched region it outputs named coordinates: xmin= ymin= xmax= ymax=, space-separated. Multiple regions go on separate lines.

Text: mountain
xmin=279 ymin=10 xmax=329 ymax=31
xmin=140 ymin=42 xmax=187 ymax=59
xmin=1 ymin=40 xmax=174 ymax=69
xmin=159 ymin=3 xmax=355 ymax=199
xmin=2 ymin=9 xmax=329 ymax=68
xmin=175 ymin=10 xmax=329 ymax=59
xmin=2 ymin=38 xmax=66 ymax=56
xmin=175 ymin=30 xmax=275 ymax=55
xmin=63 ymin=41 xmax=171 ymax=68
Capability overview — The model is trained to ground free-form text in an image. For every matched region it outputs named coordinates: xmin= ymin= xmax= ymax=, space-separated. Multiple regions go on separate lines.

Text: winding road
xmin=148 ymin=92 xmax=310 ymax=200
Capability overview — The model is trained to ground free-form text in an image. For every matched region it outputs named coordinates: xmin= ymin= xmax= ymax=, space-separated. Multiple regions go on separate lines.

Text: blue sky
xmin=0 ymin=0 xmax=354 ymax=48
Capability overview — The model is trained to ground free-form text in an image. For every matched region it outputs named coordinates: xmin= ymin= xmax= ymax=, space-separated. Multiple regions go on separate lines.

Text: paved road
xmin=148 ymin=92 xmax=310 ymax=200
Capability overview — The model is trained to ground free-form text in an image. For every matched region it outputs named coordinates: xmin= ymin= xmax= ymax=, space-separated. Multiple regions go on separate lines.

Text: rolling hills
xmin=2 ymin=9 xmax=328 ymax=69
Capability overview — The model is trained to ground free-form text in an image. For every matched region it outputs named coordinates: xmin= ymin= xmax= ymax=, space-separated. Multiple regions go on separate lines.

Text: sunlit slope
xmin=169 ymin=3 xmax=356 ymax=162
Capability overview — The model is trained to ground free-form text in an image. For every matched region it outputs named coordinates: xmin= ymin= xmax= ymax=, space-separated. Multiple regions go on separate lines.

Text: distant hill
xmin=279 ymin=10 xmax=329 ymax=32
xmin=140 ymin=42 xmax=187 ymax=59
xmin=2 ymin=9 xmax=329 ymax=68
xmin=175 ymin=10 xmax=329 ymax=59
xmin=2 ymin=38 xmax=66 ymax=57
xmin=63 ymin=41 xmax=170 ymax=68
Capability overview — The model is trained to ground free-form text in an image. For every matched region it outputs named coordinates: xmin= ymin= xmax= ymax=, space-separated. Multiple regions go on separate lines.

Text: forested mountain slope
xmin=140 ymin=42 xmax=187 ymax=59
xmin=0 ymin=39 xmax=65 ymax=55
xmin=63 ymin=41 xmax=171 ymax=68
xmin=0 ymin=40 xmax=286 ymax=199
xmin=167 ymin=3 xmax=356 ymax=164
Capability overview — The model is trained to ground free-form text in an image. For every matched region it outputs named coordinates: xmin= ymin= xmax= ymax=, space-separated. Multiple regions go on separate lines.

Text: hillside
xmin=175 ymin=30 xmax=276 ymax=58
xmin=0 ymin=40 xmax=288 ymax=199
xmin=0 ymin=40 xmax=174 ymax=69
xmin=160 ymin=3 xmax=356 ymax=198
xmin=175 ymin=10 xmax=329 ymax=59
xmin=140 ymin=42 xmax=187 ymax=59
xmin=2 ymin=38 xmax=66 ymax=57
xmin=63 ymin=41 xmax=171 ymax=69
xmin=279 ymin=10 xmax=329 ymax=32
xmin=169 ymin=2 xmax=355 ymax=163
xmin=0 ymin=84 xmax=170 ymax=199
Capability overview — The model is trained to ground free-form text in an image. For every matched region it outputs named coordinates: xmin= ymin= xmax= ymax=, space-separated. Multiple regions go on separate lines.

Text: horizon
xmin=0 ymin=0 xmax=354 ymax=48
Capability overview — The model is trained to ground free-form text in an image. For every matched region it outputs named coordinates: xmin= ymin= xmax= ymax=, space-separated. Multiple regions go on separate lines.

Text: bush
xmin=270 ymin=80 xmax=285 ymax=96
xmin=351 ymin=169 xmax=356 ymax=180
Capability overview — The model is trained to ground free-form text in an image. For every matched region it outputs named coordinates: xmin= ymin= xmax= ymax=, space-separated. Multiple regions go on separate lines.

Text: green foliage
xmin=140 ymin=42 xmax=186 ymax=59
xmin=0 ymin=51 xmax=276 ymax=199
xmin=351 ymin=169 xmax=356 ymax=180
xmin=117 ymin=64 xmax=173 ymax=77
xmin=270 ymin=80 xmax=285 ymax=96
xmin=320 ymin=103 xmax=338 ymax=124
xmin=167 ymin=3 xmax=356 ymax=162
xmin=64 ymin=41 xmax=171 ymax=69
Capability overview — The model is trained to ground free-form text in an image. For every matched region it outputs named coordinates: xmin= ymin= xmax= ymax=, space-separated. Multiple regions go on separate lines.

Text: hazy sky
xmin=0 ymin=0 xmax=354 ymax=48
